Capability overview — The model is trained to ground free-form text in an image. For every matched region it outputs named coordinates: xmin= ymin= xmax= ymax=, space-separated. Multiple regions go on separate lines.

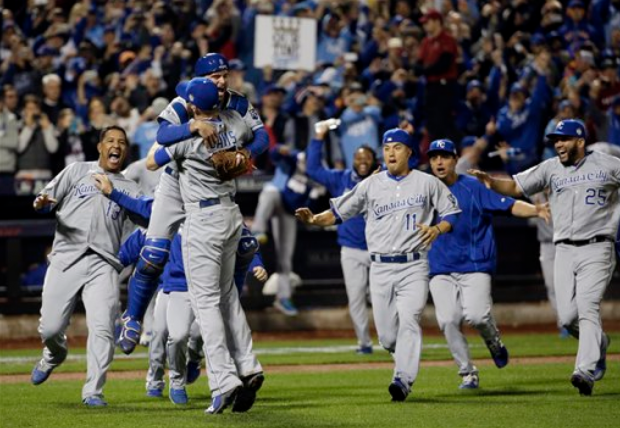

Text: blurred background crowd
xmin=1 ymin=0 xmax=619 ymax=188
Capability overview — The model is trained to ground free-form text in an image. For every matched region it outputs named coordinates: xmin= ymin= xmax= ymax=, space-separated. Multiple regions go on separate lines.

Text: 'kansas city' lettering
xmin=373 ymin=195 xmax=427 ymax=218
xmin=551 ymin=170 xmax=608 ymax=192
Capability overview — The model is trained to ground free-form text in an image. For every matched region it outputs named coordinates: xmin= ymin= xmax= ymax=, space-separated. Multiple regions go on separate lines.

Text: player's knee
xmin=135 ymin=238 xmax=171 ymax=279
xmin=463 ymin=312 xmax=489 ymax=328
xmin=437 ymin=318 xmax=460 ymax=332
xmin=168 ymin=330 xmax=190 ymax=345
xmin=38 ymin=322 xmax=64 ymax=342
xmin=378 ymin=334 xmax=397 ymax=352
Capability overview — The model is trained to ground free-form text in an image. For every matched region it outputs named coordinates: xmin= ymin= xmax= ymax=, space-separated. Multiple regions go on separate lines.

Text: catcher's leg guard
xmin=119 ymin=238 xmax=170 ymax=354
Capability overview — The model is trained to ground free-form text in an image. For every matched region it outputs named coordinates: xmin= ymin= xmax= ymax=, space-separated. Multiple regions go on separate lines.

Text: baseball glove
xmin=211 ymin=148 xmax=252 ymax=181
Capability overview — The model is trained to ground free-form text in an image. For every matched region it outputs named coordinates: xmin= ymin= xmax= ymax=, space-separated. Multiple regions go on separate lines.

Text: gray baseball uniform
xmin=330 ymin=170 xmax=461 ymax=389
xmin=36 ymin=161 xmax=141 ymax=401
xmin=145 ymin=289 xmax=168 ymax=392
xmin=514 ymin=150 xmax=620 ymax=376
xmin=165 ymin=113 xmax=262 ymax=399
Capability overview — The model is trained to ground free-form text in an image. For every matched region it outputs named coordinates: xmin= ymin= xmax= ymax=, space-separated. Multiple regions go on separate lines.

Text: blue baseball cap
xmin=568 ymin=0 xmax=584 ymax=8
xmin=185 ymin=78 xmax=220 ymax=111
xmin=382 ymin=129 xmax=413 ymax=150
xmin=194 ymin=53 xmax=229 ymax=76
xmin=427 ymin=139 xmax=458 ymax=157
xmin=175 ymin=80 xmax=190 ymax=101
xmin=229 ymin=59 xmax=246 ymax=71
xmin=545 ymin=119 xmax=587 ymax=140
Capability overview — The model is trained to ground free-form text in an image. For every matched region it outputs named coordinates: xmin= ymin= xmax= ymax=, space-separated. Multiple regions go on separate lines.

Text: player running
xmin=469 ymin=119 xmax=616 ymax=396
xmin=30 ymin=126 xmax=143 ymax=407
xmin=426 ymin=139 xmax=549 ymax=389
xmin=296 ymin=129 xmax=461 ymax=402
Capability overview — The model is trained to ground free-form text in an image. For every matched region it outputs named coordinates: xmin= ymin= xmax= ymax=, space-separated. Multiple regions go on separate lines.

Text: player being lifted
xmin=146 ymin=78 xmax=263 ymax=415
xmin=470 ymin=119 xmax=616 ymax=396
xmin=426 ymin=139 xmax=550 ymax=389
xmin=296 ymin=129 xmax=461 ymax=402
xmin=117 ymin=53 xmax=268 ymax=355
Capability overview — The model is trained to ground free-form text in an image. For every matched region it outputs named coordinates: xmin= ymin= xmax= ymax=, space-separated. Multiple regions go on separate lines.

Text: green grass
xmin=1 ymin=364 xmax=619 ymax=428
xmin=1 ymin=333 xmax=619 ymax=428
xmin=0 ymin=333 xmax=591 ymax=375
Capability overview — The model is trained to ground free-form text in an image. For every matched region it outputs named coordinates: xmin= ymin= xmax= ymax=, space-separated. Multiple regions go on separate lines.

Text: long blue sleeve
xmin=306 ymin=139 xmax=346 ymax=195
xmin=529 ymin=74 xmax=550 ymax=115
xmin=156 ymin=120 xmax=193 ymax=146
xmin=109 ymin=189 xmax=153 ymax=220
xmin=245 ymin=127 xmax=270 ymax=158
xmin=118 ymin=229 xmax=146 ymax=267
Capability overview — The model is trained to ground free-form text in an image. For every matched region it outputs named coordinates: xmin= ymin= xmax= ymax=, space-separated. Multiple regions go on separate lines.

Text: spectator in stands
xmin=491 ymin=51 xmax=552 ymax=174
xmin=560 ymin=0 xmax=604 ymax=51
xmin=110 ymin=95 xmax=140 ymax=138
xmin=133 ymin=97 xmax=169 ymax=159
xmin=338 ymin=87 xmax=381 ymax=168
xmin=256 ymin=85 xmax=288 ymax=172
xmin=0 ymin=90 xmax=20 ymax=177
xmin=80 ymin=97 xmax=113 ymax=161
xmin=418 ymin=9 xmax=460 ymax=143
xmin=16 ymin=95 xmax=58 ymax=180
xmin=41 ymin=74 xmax=66 ymax=125
xmin=55 ymin=108 xmax=85 ymax=171
xmin=316 ymin=13 xmax=353 ymax=66
xmin=1 ymin=85 xmax=20 ymax=119
xmin=228 ymin=59 xmax=258 ymax=105
xmin=608 ymin=96 xmax=620 ymax=145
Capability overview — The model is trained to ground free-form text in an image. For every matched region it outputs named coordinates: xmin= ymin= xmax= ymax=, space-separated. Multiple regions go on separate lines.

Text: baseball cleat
xmin=169 ymin=388 xmax=188 ymax=405
xmin=388 ymin=378 xmax=409 ymax=402
xmin=146 ymin=388 xmax=163 ymax=398
xmin=233 ymin=372 xmax=265 ymax=413
xmin=205 ymin=386 xmax=241 ymax=415
xmin=486 ymin=339 xmax=509 ymax=368
xmin=274 ymin=298 xmax=298 ymax=316
xmin=83 ymin=396 xmax=108 ymax=407
xmin=571 ymin=371 xmax=594 ymax=396
xmin=594 ymin=334 xmax=610 ymax=381
xmin=356 ymin=345 xmax=373 ymax=355
xmin=459 ymin=373 xmax=479 ymax=389
xmin=117 ymin=310 xmax=142 ymax=355
xmin=31 ymin=359 xmax=54 ymax=385
xmin=186 ymin=360 xmax=201 ymax=385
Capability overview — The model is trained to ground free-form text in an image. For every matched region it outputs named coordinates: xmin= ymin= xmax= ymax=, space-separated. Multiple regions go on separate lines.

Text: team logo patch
xmin=249 ymin=108 xmax=259 ymax=121
xmin=448 ymin=194 xmax=457 ymax=206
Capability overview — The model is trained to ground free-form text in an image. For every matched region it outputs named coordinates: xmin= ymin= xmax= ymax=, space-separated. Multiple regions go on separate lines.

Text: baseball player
xmin=95 ymin=175 xmax=268 ymax=404
xmin=306 ymin=120 xmax=377 ymax=353
xmin=118 ymin=53 xmax=268 ymax=354
xmin=426 ymin=139 xmax=549 ymax=389
xmin=147 ymin=78 xmax=264 ymax=414
xmin=469 ymin=119 xmax=616 ymax=396
xmin=251 ymin=145 xmax=326 ymax=316
xmin=296 ymin=128 xmax=461 ymax=402
xmin=30 ymin=126 xmax=142 ymax=407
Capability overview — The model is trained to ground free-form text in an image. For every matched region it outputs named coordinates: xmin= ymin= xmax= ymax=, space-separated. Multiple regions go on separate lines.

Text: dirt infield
xmin=2 ymin=354 xmax=618 ymax=384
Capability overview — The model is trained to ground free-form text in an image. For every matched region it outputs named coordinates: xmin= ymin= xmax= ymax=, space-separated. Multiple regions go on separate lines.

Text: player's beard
xmin=560 ymin=144 xmax=579 ymax=166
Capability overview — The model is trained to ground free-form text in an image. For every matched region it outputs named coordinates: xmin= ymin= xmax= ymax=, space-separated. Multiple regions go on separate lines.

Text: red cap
xmin=420 ymin=9 xmax=443 ymax=24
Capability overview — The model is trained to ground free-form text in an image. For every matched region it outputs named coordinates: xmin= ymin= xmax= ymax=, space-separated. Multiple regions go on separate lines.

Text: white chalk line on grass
xmin=0 ymin=343 xmax=470 ymax=364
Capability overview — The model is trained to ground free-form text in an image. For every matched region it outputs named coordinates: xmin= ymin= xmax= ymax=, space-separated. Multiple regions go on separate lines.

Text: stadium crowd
xmin=1 ymin=0 xmax=619 ymax=182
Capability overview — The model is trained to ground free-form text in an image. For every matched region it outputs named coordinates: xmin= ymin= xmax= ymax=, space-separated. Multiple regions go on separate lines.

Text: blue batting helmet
xmin=194 ymin=53 xmax=229 ymax=76
xmin=185 ymin=78 xmax=219 ymax=111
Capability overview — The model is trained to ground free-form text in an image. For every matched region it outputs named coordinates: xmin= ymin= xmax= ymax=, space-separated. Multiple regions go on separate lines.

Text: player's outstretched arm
xmin=468 ymin=169 xmax=522 ymax=197
xmin=92 ymin=173 xmax=153 ymax=221
xmin=511 ymin=200 xmax=550 ymax=223
xmin=295 ymin=208 xmax=337 ymax=227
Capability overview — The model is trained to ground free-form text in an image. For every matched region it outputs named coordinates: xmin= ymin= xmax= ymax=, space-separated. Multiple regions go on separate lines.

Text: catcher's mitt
xmin=211 ymin=148 xmax=252 ymax=181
